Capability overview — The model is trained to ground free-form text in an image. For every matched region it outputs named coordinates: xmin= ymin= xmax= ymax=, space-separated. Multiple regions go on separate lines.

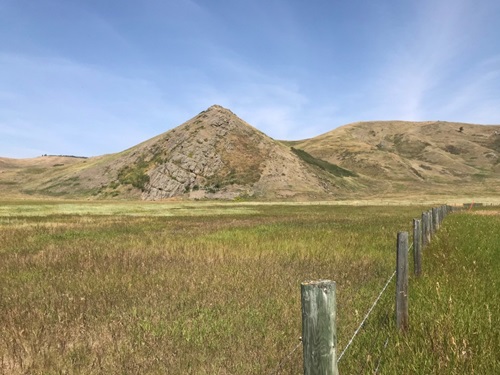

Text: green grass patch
xmin=338 ymin=210 xmax=500 ymax=374
xmin=291 ymin=147 xmax=357 ymax=177
xmin=117 ymin=157 xmax=150 ymax=190
xmin=23 ymin=167 xmax=46 ymax=175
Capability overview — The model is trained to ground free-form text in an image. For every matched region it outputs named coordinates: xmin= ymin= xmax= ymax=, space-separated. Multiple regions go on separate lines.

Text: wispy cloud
xmin=0 ymin=53 xmax=182 ymax=157
xmin=369 ymin=0 xmax=498 ymax=122
xmin=181 ymin=54 xmax=310 ymax=139
xmin=438 ymin=63 xmax=500 ymax=124
xmin=1 ymin=0 xmax=498 ymax=158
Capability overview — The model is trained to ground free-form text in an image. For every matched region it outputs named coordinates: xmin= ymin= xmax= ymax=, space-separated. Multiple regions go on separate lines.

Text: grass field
xmin=337 ymin=208 xmax=500 ymax=374
xmin=0 ymin=202 xmax=498 ymax=374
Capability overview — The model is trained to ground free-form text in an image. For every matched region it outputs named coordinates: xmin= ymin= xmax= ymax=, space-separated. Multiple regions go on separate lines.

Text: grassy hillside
xmin=293 ymin=120 xmax=500 ymax=197
xmin=0 ymin=152 xmax=142 ymax=199
xmin=290 ymin=147 xmax=357 ymax=177
xmin=1 ymin=110 xmax=498 ymax=200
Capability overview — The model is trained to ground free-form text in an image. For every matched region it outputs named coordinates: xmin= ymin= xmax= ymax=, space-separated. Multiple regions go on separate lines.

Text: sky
xmin=1 ymin=0 xmax=500 ymax=158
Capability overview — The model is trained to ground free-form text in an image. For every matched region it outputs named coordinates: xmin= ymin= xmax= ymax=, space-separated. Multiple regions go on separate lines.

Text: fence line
xmin=272 ymin=204 xmax=460 ymax=373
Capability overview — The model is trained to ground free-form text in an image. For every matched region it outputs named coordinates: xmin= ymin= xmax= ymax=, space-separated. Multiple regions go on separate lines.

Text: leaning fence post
xmin=396 ymin=232 xmax=409 ymax=332
xmin=301 ymin=280 xmax=338 ymax=375
xmin=413 ymin=219 xmax=422 ymax=276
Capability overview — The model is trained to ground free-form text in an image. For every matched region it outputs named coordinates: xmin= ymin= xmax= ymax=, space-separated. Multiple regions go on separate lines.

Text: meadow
xmin=0 ymin=201 xmax=498 ymax=374
xmin=337 ymin=208 xmax=500 ymax=374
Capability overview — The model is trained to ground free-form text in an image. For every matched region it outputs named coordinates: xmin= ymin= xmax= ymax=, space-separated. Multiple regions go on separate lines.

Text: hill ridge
xmin=0 ymin=105 xmax=498 ymax=200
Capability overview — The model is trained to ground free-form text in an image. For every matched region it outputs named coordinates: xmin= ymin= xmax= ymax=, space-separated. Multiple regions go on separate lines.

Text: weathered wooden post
xmin=425 ymin=211 xmax=432 ymax=246
xmin=301 ymin=280 xmax=338 ymax=375
xmin=396 ymin=232 xmax=409 ymax=332
xmin=422 ymin=211 xmax=430 ymax=248
xmin=413 ymin=219 xmax=422 ymax=276
xmin=432 ymin=207 xmax=439 ymax=233
xmin=440 ymin=205 xmax=446 ymax=224
xmin=428 ymin=210 xmax=434 ymax=238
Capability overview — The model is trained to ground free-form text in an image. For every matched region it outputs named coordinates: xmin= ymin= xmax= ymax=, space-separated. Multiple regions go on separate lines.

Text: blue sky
xmin=1 ymin=0 xmax=499 ymax=158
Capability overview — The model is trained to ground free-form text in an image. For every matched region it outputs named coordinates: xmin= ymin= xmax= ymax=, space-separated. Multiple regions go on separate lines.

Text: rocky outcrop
xmin=135 ymin=105 xmax=350 ymax=200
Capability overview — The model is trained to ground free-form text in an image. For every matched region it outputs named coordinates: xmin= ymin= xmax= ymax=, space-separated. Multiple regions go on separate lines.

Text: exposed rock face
xmin=137 ymin=105 xmax=344 ymax=200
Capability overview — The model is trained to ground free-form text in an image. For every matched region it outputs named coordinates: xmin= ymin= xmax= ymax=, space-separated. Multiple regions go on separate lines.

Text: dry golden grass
xmin=1 ymin=202 xmax=426 ymax=374
xmin=294 ymin=120 xmax=500 ymax=198
xmin=1 ymin=202 xmax=498 ymax=374
xmin=471 ymin=210 xmax=500 ymax=215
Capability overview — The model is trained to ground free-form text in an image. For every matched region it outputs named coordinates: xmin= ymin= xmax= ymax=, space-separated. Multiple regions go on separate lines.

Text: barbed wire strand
xmin=269 ymin=237 xmax=415 ymax=373
xmin=268 ymin=338 xmax=302 ymax=375
xmin=336 ymin=268 xmax=395 ymax=363
xmin=337 ymin=242 xmax=413 ymax=364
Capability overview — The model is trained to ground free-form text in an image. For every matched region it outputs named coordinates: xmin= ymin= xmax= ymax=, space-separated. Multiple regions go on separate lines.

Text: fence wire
xmin=337 ymin=242 xmax=414 ymax=364
xmin=269 ymin=236 xmax=418 ymax=372
xmin=270 ymin=206 xmax=449 ymax=372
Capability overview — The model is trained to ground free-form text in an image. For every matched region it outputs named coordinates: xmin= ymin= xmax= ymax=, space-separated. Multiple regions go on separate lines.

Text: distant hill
xmin=290 ymin=120 xmax=499 ymax=197
xmin=0 ymin=106 xmax=498 ymax=200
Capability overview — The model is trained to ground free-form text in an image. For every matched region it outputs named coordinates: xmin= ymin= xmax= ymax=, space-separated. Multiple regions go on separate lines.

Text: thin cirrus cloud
xmin=187 ymin=53 xmax=311 ymax=139
xmin=0 ymin=0 xmax=499 ymax=158
xmin=0 ymin=53 xmax=185 ymax=157
xmin=368 ymin=0 xmax=500 ymax=123
xmin=439 ymin=66 xmax=500 ymax=124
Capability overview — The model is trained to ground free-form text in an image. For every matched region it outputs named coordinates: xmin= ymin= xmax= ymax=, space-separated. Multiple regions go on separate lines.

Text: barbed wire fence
xmin=268 ymin=245 xmax=408 ymax=374
xmin=268 ymin=204 xmax=457 ymax=374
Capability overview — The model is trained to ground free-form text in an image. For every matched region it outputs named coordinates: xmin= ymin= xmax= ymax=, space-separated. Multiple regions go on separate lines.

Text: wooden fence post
xmin=396 ymin=232 xmax=409 ymax=332
xmin=432 ymin=207 xmax=439 ymax=232
xmin=413 ymin=219 xmax=422 ymax=276
xmin=428 ymin=210 xmax=434 ymax=238
xmin=422 ymin=211 xmax=430 ymax=248
xmin=301 ymin=280 xmax=338 ymax=375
